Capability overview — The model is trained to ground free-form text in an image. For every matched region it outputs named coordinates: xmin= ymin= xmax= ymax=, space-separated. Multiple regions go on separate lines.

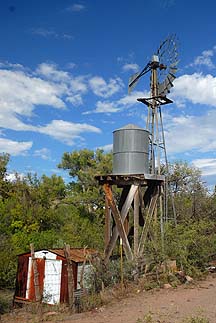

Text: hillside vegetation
xmin=0 ymin=149 xmax=216 ymax=291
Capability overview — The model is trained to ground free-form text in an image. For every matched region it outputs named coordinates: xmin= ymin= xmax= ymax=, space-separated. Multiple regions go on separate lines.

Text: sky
xmin=1 ymin=0 xmax=216 ymax=188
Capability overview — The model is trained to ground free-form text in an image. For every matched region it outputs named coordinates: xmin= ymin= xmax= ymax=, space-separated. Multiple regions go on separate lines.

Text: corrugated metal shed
xmin=14 ymin=248 xmax=97 ymax=305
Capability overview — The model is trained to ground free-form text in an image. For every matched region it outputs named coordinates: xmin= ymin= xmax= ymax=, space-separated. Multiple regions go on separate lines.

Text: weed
xmin=183 ymin=315 xmax=209 ymax=323
xmin=136 ymin=312 xmax=154 ymax=323
xmin=80 ymin=292 xmax=102 ymax=312
xmin=143 ymin=313 xmax=154 ymax=323
xmin=0 ymin=289 xmax=13 ymax=314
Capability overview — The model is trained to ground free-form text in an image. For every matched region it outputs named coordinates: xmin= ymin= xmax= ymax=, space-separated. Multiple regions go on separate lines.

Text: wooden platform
xmin=95 ymin=173 xmax=164 ymax=186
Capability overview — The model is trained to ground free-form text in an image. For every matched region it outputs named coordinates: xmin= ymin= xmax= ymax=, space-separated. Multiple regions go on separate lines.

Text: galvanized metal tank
xmin=113 ymin=124 xmax=149 ymax=175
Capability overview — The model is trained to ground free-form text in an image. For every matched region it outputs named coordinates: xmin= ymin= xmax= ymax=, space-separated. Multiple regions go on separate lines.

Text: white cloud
xmin=118 ymin=90 xmax=149 ymax=105
xmin=66 ymin=94 xmax=83 ymax=106
xmin=86 ymin=90 xmax=148 ymax=114
xmin=34 ymin=148 xmax=51 ymax=160
xmin=0 ymin=61 xmax=24 ymax=70
xmin=31 ymin=28 xmax=73 ymax=40
xmin=31 ymin=28 xmax=58 ymax=38
xmin=98 ymin=144 xmax=113 ymax=151
xmin=191 ymin=46 xmax=216 ymax=68
xmin=89 ymin=76 xmax=124 ymax=98
xmin=0 ymin=69 xmax=67 ymax=131
xmin=164 ymin=109 xmax=216 ymax=154
xmin=66 ymin=4 xmax=86 ymax=12
xmin=172 ymin=73 xmax=216 ymax=107
xmin=70 ymin=76 xmax=88 ymax=93
xmin=92 ymin=101 xmax=120 ymax=114
xmin=0 ymin=138 xmax=32 ymax=156
xmin=36 ymin=63 xmax=70 ymax=82
xmin=122 ymin=63 xmax=139 ymax=72
xmin=192 ymin=158 xmax=216 ymax=176
xmin=0 ymin=62 xmax=123 ymax=149
xmin=67 ymin=62 xmax=77 ymax=69
xmin=38 ymin=120 xmax=101 ymax=145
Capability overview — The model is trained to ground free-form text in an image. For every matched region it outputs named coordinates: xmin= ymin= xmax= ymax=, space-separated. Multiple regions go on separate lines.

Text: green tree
xmin=166 ymin=161 xmax=208 ymax=222
xmin=58 ymin=149 xmax=112 ymax=218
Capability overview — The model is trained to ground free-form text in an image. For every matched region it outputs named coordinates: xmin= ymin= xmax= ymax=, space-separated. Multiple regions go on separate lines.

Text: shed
xmin=14 ymin=248 xmax=97 ymax=305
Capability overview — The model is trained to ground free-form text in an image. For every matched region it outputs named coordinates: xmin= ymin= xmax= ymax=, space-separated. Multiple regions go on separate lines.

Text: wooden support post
xmin=104 ymin=184 xmax=138 ymax=264
xmin=138 ymin=186 xmax=145 ymax=215
xmin=80 ymin=247 xmax=87 ymax=289
xmin=105 ymin=196 xmax=111 ymax=249
xmin=138 ymin=186 xmax=159 ymax=256
xmin=134 ymin=190 xmax=139 ymax=258
xmin=64 ymin=244 xmax=75 ymax=310
xmin=103 ymin=184 xmax=133 ymax=262
xmin=30 ymin=243 xmax=41 ymax=302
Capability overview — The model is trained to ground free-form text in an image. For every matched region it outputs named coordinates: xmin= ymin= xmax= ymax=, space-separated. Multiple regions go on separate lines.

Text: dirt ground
xmin=2 ymin=274 xmax=216 ymax=323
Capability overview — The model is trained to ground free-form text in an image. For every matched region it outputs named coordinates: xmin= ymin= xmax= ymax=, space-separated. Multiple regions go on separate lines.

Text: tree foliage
xmin=0 ymin=152 xmax=216 ymax=289
xmin=58 ymin=148 xmax=112 ymax=217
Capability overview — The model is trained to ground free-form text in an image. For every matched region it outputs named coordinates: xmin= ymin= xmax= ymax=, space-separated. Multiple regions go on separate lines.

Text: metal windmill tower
xmin=96 ymin=35 xmax=179 ymax=267
xmin=128 ymin=34 xmax=178 ymax=223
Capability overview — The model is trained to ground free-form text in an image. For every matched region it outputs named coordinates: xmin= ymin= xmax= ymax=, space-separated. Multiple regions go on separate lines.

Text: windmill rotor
xmin=156 ymin=34 xmax=179 ymax=96
xmin=128 ymin=34 xmax=179 ymax=97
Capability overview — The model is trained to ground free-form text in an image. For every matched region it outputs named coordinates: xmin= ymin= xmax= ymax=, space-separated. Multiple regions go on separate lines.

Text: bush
xmin=0 ymin=290 xmax=13 ymax=314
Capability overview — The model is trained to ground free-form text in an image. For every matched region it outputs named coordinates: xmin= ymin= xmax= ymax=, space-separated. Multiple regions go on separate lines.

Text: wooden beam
xmin=134 ymin=190 xmax=139 ymax=258
xmin=103 ymin=184 xmax=133 ymax=262
xmin=118 ymin=187 xmax=131 ymax=236
xmin=30 ymin=243 xmax=41 ymax=302
xmin=104 ymin=196 xmax=111 ymax=249
xmin=104 ymin=184 xmax=138 ymax=264
xmin=138 ymin=186 xmax=159 ymax=256
xmin=64 ymin=244 xmax=75 ymax=309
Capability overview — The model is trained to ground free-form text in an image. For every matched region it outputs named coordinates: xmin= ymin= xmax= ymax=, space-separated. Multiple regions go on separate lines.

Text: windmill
xmin=128 ymin=34 xmax=179 ymax=224
xmin=96 ymin=36 xmax=179 ymax=266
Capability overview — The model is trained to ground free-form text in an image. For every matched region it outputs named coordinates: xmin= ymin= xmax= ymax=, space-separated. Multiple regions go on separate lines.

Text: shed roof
xmin=18 ymin=248 xmax=98 ymax=263
xmin=50 ymin=248 xmax=98 ymax=262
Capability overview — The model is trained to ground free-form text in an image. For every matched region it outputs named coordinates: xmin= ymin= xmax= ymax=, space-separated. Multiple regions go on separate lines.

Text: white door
xmin=43 ymin=259 xmax=62 ymax=304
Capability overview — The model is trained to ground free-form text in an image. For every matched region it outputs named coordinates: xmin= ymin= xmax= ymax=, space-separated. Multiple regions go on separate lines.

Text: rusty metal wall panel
xmin=113 ymin=124 xmax=149 ymax=175
xmin=26 ymin=258 xmax=45 ymax=301
xmin=60 ymin=260 xmax=68 ymax=303
xmin=60 ymin=261 xmax=78 ymax=304
xmin=14 ymin=255 xmax=29 ymax=298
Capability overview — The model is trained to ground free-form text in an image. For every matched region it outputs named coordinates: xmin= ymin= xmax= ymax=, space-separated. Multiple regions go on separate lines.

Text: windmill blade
xmin=158 ymin=72 xmax=176 ymax=95
xmin=170 ymin=60 xmax=179 ymax=69
xmin=164 ymin=76 xmax=173 ymax=90
xmin=167 ymin=73 xmax=176 ymax=83
xmin=169 ymin=66 xmax=178 ymax=74
xmin=158 ymin=82 xmax=166 ymax=96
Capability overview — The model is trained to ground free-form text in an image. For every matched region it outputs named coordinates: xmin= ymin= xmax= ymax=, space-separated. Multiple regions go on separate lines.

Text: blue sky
xmin=1 ymin=0 xmax=216 ymax=187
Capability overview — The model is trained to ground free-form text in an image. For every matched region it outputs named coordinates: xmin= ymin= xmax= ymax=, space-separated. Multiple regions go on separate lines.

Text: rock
xmin=163 ymin=283 xmax=172 ymax=289
xmin=43 ymin=311 xmax=58 ymax=317
xmin=185 ymin=275 xmax=193 ymax=283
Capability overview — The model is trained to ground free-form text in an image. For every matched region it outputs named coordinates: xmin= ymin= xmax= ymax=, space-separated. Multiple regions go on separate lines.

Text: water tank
xmin=113 ymin=124 xmax=149 ymax=175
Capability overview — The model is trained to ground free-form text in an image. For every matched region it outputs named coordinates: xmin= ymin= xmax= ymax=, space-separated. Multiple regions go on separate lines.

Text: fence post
xmin=64 ymin=244 xmax=75 ymax=310
xmin=30 ymin=243 xmax=41 ymax=302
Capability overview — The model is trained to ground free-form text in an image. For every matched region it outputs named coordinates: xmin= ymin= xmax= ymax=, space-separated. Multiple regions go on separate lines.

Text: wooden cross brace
xmin=103 ymin=183 xmax=138 ymax=264
xmin=103 ymin=182 xmax=161 ymax=264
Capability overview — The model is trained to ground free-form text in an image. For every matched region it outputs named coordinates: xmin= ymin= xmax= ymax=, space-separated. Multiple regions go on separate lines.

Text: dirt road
xmin=2 ymin=274 xmax=216 ymax=323
xmin=66 ymin=275 xmax=216 ymax=323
